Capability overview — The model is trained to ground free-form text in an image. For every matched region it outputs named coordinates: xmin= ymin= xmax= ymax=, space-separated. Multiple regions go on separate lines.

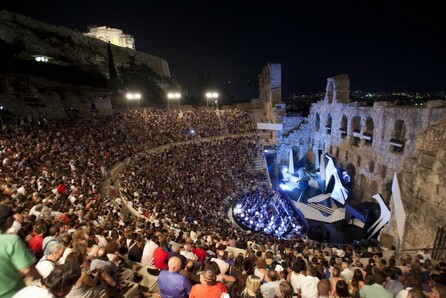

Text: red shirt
xmin=153 ymin=247 xmax=169 ymax=270
xmin=57 ymin=184 xmax=67 ymax=195
xmin=192 ymin=247 xmax=207 ymax=264
xmin=189 ymin=282 xmax=227 ymax=298
xmin=29 ymin=235 xmax=44 ymax=259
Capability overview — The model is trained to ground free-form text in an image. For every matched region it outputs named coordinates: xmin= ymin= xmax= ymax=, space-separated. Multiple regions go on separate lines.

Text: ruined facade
xmin=84 ymin=26 xmax=135 ymax=50
xmin=258 ymin=63 xmax=282 ymax=144
xmin=259 ymin=63 xmax=282 ymax=122
xmin=276 ymin=74 xmax=446 ymax=248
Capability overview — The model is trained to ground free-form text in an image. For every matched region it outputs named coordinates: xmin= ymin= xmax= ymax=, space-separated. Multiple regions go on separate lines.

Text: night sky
xmin=2 ymin=0 xmax=445 ymax=99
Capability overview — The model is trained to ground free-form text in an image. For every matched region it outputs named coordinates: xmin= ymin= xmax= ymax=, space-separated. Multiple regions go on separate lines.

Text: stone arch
xmin=291 ymin=146 xmax=300 ymax=167
xmin=340 ymin=115 xmax=348 ymax=138
xmin=315 ymin=113 xmax=320 ymax=131
xmin=345 ymin=163 xmax=356 ymax=183
xmin=351 ymin=116 xmax=361 ymax=146
xmin=391 ymin=119 xmax=407 ymax=153
xmin=304 ymin=149 xmax=316 ymax=171
xmin=351 ymin=116 xmax=361 ymax=133
xmin=358 ymin=174 xmax=367 ymax=201
xmin=370 ymin=180 xmax=378 ymax=195
xmin=364 ymin=117 xmax=374 ymax=144
xmin=326 ymin=113 xmax=332 ymax=134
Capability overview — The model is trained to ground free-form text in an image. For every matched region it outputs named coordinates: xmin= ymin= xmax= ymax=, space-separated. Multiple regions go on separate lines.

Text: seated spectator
xmin=333 ymin=280 xmax=350 ymax=298
xmin=42 ymin=226 xmax=60 ymax=256
xmin=416 ymin=248 xmax=432 ymax=262
xmin=428 ymin=284 xmax=445 ymax=298
xmin=396 ymin=272 xmax=423 ymax=298
xmin=260 ymin=269 xmax=283 ymax=298
xmin=212 ymin=249 xmax=230 ymax=275
xmin=351 ymin=268 xmax=365 ymax=298
xmin=181 ymin=243 xmax=198 ymax=262
xmin=384 ymin=267 xmax=404 ymax=297
xmin=241 ymin=275 xmax=262 ymax=298
xmin=360 ymin=271 xmax=393 ymax=298
xmin=157 ymin=256 xmax=192 ymax=298
xmin=36 ymin=243 xmax=66 ymax=278
xmin=6 ymin=213 xmax=24 ymax=235
xmin=169 ymin=243 xmax=187 ymax=269
xmin=141 ymin=234 xmax=159 ymax=266
xmin=190 ymin=269 xmax=228 ymax=298
xmin=279 ymin=281 xmax=294 ymax=298
xmin=29 ymin=221 xmax=46 ymax=259
xmin=12 ymin=262 xmax=81 ymax=298
xmin=317 ymin=279 xmax=331 ymax=298
xmin=90 ymin=247 xmax=120 ymax=289
xmin=301 ymin=266 xmax=320 ymax=298
xmin=204 ymin=261 xmax=235 ymax=286
xmin=180 ymin=259 xmax=201 ymax=285
xmin=65 ymin=251 xmax=105 ymax=298
xmin=153 ymin=240 xmax=169 ymax=270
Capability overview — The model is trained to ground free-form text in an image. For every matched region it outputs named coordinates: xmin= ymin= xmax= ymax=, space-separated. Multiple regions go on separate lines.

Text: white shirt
xmin=180 ymin=250 xmax=198 ymax=261
xmin=36 ymin=257 xmax=56 ymax=278
xmin=12 ymin=284 xmax=54 ymax=298
xmin=141 ymin=240 xmax=159 ymax=266
xmin=290 ymin=271 xmax=306 ymax=294
xmin=301 ymin=275 xmax=320 ymax=298
xmin=6 ymin=220 xmax=21 ymax=234
xmin=340 ymin=267 xmax=354 ymax=283
xmin=211 ymin=258 xmax=230 ymax=275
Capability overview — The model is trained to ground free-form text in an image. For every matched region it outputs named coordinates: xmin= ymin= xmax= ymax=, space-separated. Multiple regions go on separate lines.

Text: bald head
xmin=217 ymin=249 xmax=226 ymax=260
xmin=96 ymin=247 xmax=107 ymax=259
xmin=168 ymin=257 xmax=182 ymax=272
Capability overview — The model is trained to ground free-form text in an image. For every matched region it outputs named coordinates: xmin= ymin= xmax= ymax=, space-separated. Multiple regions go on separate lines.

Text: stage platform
xmin=282 ymin=186 xmax=364 ymax=245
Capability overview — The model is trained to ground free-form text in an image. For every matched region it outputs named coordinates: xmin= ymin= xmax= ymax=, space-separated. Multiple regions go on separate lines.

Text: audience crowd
xmin=0 ymin=108 xmax=445 ymax=298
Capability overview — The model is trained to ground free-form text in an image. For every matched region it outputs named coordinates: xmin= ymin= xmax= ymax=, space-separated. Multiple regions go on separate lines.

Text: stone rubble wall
xmin=274 ymin=74 xmax=446 ymax=248
xmin=398 ymin=120 xmax=446 ymax=248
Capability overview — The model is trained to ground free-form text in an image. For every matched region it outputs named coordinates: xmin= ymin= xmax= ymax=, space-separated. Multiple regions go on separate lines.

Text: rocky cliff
xmin=0 ymin=10 xmax=177 ymax=120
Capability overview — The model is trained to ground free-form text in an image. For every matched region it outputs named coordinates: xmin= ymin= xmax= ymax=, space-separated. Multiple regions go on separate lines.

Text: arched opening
xmin=345 ymin=163 xmax=356 ymax=185
xmin=326 ymin=113 xmax=332 ymax=134
xmin=351 ymin=116 xmax=361 ymax=147
xmin=315 ymin=113 xmax=320 ymax=131
xmin=364 ymin=117 xmax=374 ymax=145
xmin=340 ymin=115 xmax=348 ymax=138
xmin=291 ymin=146 xmax=300 ymax=168
xmin=390 ymin=119 xmax=406 ymax=153
xmin=358 ymin=174 xmax=367 ymax=201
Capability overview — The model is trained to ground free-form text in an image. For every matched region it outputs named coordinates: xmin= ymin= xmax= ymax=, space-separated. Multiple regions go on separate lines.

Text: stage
xmin=265 ymin=150 xmax=387 ymax=245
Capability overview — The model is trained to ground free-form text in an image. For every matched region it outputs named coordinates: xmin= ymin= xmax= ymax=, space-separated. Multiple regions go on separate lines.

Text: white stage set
xmin=279 ymin=150 xmax=403 ymax=240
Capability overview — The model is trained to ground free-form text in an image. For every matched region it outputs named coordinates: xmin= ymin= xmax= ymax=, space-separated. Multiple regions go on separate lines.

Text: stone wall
xmin=275 ymin=74 xmax=446 ymax=248
xmin=307 ymin=95 xmax=446 ymax=204
xmin=0 ymin=75 xmax=114 ymax=120
xmin=398 ymin=120 xmax=446 ymax=248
